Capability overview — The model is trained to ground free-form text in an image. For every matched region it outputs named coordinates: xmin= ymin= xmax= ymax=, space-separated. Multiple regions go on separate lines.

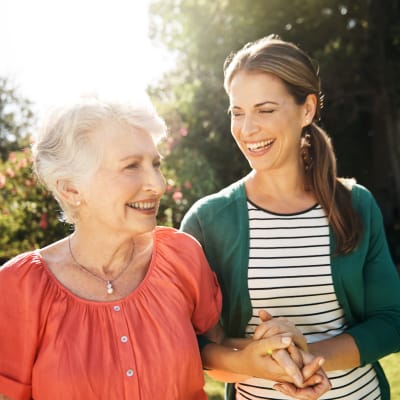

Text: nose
xmin=143 ymin=169 xmax=166 ymax=196
xmin=241 ymin=115 xmax=258 ymax=137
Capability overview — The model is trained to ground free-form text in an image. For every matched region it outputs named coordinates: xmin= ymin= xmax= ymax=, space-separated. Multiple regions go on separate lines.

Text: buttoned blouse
xmin=0 ymin=227 xmax=222 ymax=400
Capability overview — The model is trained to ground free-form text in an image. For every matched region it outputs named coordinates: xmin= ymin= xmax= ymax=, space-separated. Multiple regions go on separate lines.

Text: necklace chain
xmin=68 ymin=236 xmax=134 ymax=295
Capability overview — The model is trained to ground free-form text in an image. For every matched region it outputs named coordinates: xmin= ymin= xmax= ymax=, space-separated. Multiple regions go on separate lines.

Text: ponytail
xmin=304 ymin=123 xmax=362 ymax=254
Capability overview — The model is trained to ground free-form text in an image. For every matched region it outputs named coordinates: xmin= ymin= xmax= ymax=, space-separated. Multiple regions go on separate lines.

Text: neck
xmin=69 ymin=231 xmax=137 ymax=277
xmin=245 ymin=166 xmax=315 ymax=213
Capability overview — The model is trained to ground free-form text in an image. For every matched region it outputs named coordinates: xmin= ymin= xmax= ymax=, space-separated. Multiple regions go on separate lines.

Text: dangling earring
xmin=300 ymin=128 xmax=313 ymax=172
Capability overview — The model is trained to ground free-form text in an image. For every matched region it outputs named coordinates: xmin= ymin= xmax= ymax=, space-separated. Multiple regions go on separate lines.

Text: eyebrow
xmin=229 ymin=100 xmax=279 ymax=111
xmin=119 ymin=153 xmax=161 ymax=162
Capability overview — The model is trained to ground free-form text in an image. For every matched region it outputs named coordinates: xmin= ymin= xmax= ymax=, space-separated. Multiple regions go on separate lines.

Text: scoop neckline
xmin=34 ymin=230 xmax=158 ymax=306
xmin=247 ymin=198 xmax=320 ymax=216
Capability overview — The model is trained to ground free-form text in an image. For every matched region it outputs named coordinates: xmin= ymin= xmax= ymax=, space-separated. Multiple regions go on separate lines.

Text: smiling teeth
xmin=128 ymin=202 xmax=156 ymax=209
xmin=247 ymin=139 xmax=274 ymax=151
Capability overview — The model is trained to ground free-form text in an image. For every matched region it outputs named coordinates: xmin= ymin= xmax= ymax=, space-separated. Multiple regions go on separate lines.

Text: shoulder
xmin=0 ymin=251 xmax=50 ymax=310
xmin=340 ymin=181 xmax=384 ymax=232
xmin=154 ymin=226 xmax=203 ymax=252
xmin=0 ymin=251 xmax=50 ymax=295
xmin=348 ymin=182 xmax=378 ymax=215
xmin=184 ymin=179 xmax=246 ymax=222
xmin=153 ymin=227 xmax=213 ymax=279
xmin=1 ymin=251 xmax=42 ymax=276
xmin=338 ymin=179 xmax=375 ymax=210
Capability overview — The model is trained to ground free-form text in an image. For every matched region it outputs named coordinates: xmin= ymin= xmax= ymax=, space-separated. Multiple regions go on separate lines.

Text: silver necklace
xmin=68 ymin=236 xmax=134 ymax=295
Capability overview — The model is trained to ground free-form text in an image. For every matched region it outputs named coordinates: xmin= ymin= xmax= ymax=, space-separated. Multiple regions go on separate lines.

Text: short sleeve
xmin=155 ymin=228 xmax=222 ymax=334
xmin=189 ymin=246 xmax=222 ymax=334
xmin=0 ymin=253 xmax=43 ymax=400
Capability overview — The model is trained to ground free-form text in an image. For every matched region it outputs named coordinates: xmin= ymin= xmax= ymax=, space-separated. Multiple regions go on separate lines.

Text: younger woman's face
xmin=228 ymin=70 xmax=315 ymax=174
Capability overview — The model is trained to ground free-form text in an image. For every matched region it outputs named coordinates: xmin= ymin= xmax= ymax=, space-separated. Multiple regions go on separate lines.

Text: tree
xmin=149 ymin=0 xmax=400 ymax=263
xmin=0 ymin=77 xmax=35 ymax=160
xmin=0 ymin=78 xmax=69 ymax=263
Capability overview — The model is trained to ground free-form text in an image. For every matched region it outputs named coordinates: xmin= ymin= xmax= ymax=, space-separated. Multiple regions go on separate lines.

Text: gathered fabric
xmin=0 ymin=227 xmax=222 ymax=400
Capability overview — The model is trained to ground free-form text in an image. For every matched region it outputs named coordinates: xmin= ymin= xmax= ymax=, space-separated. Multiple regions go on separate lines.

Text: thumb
xmin=252 ymin=335 xmax=293 ymax=356
xmin=302 ymin=353 xmax=325 ymax=381
xmin=258 ymin=309 xmax=273 ymax=322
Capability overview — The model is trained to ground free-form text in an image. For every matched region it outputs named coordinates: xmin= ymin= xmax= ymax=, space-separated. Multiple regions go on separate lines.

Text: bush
xmin=0 ymin=149 xmax=70 ymax=263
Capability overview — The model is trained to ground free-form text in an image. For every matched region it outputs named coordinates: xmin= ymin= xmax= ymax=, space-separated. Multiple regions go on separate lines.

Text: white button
xmin=113 ymin=305 xmax=121 ymax=312
xmin=126 ymin=369 xmax=134 ymax=377
xmin=121 ymin=336 xmax=128 ymax=343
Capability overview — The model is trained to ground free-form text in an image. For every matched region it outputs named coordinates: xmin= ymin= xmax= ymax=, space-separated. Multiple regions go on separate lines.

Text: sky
xmin=1 ymin=0 xmax=174 ymax=117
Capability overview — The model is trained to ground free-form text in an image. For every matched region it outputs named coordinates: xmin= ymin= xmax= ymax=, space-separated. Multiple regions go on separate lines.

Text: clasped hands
xmin=235 ymin=310 xmax=331 ymax=399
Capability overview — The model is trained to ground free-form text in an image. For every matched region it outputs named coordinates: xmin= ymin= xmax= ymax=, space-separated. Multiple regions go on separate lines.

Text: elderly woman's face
xmin=79 ymin=121 xmax=166 ymax=236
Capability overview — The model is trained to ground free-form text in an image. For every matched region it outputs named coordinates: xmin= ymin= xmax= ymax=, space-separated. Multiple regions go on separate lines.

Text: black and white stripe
xmin=235 ymin=201 xmax=381 ymax=400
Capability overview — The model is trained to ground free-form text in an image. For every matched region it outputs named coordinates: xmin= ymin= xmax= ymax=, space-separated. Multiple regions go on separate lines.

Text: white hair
xmin=32 ymin=96 xmax=167 ymax=223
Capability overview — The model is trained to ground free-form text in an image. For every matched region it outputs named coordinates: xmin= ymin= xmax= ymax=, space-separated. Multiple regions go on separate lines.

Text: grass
xmin=204 ymin=352 xmax=400 ymax=399
xmin=380 ymin=352 xmax=400 ymax=398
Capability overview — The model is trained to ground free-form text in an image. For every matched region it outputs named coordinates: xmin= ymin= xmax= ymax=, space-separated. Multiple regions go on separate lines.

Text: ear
xmin=56 ymin=179 xmax=81 ymax=206
xmin=302 ymin=94 xmax=317 ymax=128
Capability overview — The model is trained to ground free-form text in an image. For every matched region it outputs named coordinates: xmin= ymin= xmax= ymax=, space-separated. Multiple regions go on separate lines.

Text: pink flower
xmin=18 ymin=158 xmax=28 ymax=168
xmin=172 ymin=191 xmax=183 ymax=202
xmin=8 ymin=152 xmax=17 ymax=162
xmin=179 ymin=127 xmax=188 ymax=137
xmin=39 ymin=213 xmax=48 ymax=229
xmin=0 ymin=173 xmax=5 ymax=189
xmin=6 ymin=167 xmax=15 ymax=178
xmin=184 ymin=180 xmax=192 ymax=189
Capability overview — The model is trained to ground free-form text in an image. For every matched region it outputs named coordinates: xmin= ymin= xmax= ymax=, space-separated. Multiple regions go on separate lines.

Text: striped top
xmin=235 ymin=201 xmax=381 ymax=400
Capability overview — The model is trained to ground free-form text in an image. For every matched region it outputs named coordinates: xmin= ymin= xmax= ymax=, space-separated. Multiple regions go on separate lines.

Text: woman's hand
xmin=203 ymin=334 xmax=303 ymax=384
xmin=254 ymin=310 xmax=308 ymax=352
xmin=274 ymin=350 xmax=331 ymax=399
xmin=251 ymin=310 xmax=331 ymax=399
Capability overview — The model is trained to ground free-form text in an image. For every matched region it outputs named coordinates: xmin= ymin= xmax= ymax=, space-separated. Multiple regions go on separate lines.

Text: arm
xmin=201 ymin=321 xmax=302 ymax=383
xmin=0 ymin=395 xmax=13 ymax=400
xmin=308 ymin=189 xmax=400 ymax=370
xmin=202 ymin=317 xmax=325 ymax=388
xmin=202 ymin=338 xmax=331 ymax=400
xmin=201 ymin=334 xmax=298 ymax=383
xmin=308 ymin=333 xmax=360 ymax=371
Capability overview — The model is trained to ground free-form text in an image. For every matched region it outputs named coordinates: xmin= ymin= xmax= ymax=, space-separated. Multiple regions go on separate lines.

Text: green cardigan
xmin=181 ymin=180 xmax=400 ymax=400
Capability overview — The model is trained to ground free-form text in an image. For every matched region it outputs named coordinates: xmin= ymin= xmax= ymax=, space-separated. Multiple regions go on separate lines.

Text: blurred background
xmin=1 ymin=1 xmax=399 ymax=397
xmin=1 ymin=0 xmax=399 ymax=267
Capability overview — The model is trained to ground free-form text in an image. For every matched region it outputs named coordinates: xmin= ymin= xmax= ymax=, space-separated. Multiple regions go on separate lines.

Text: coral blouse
xmin=0 ymin=227 xmax=222 ymax=400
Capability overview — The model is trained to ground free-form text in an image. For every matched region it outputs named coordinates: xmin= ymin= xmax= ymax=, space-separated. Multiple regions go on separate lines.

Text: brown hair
xmin=224 ymin=35 xmax=362 ymax=254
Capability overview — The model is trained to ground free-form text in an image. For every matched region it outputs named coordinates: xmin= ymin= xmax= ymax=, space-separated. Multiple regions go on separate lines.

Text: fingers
xmin=258 ymin=309 xmax=273 ymax=322
xmin=272 ymin=349 xmax=304 ymax=388
xmin=301 ymin=353 xmax=325 ymax=381
xmin=274 ymin=375 xmax=332 ymax=400
xmin=287 ymin=342 xmax=304 ymax=367
xmin=253 ymin=322 xmax=285 ymax=340
xmin=254 ymin=335 xmax=293 ymax=355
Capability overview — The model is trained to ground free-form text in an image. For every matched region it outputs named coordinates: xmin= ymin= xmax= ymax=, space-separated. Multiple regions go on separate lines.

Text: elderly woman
xmin=0 ymin=97 xmax=223 ymax=400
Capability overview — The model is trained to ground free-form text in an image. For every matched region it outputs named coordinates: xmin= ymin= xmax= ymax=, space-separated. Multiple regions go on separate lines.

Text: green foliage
xmin=0 ymin=78 xmax=69 ymax=263
xmin=149 ymin=0 xmax=400 ymax=262
xmin=0 ymin=149 xmax=70 ymax=263
xmin=0 ymin=77 xmax=35 ymax=161
xmin=156 ymin=104 xmax=218 ymax=227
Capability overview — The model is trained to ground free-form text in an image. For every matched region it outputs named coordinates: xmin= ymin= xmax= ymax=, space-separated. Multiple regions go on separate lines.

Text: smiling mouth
xmin=246 ymin=139 xmax=275 ymax=152
xmin=127 ymin=201 xmax=157 ymax=210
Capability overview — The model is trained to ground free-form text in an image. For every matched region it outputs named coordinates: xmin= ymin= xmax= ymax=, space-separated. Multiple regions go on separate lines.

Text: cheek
xmin=159 ymin=173 xmax=167 ymax=194
xmin=230 ymin=121 xmax=241 ymax=139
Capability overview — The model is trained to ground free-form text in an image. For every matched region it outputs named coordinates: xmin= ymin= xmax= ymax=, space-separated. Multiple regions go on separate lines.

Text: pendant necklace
xmin=68 ymin=236 xmax=134 ymax=295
